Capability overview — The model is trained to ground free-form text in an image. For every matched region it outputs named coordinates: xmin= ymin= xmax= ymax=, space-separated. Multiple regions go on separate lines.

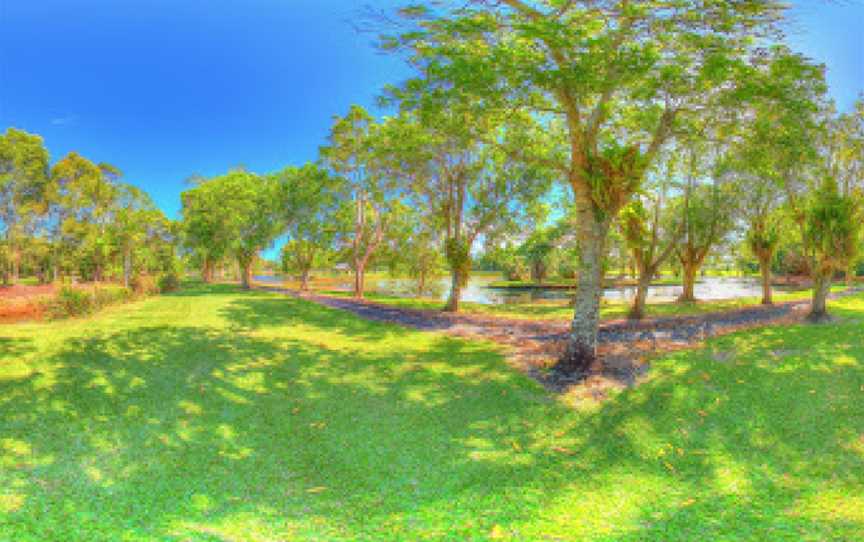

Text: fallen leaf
xmin=306 ymin=486 xmax=327 ymax=494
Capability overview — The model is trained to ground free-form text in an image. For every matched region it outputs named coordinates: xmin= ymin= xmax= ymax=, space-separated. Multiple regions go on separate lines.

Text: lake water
xmin=255 ymin=274 xmax=775 ymax=305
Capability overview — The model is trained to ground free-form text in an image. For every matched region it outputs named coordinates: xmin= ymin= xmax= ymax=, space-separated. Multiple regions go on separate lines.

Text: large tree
xmin=379 ymin=110 xmax=550 ymax=311
xmin=321 ymin=106 xmax=401 ymax=299
xmin=727 ymin=48 xmax=828 ymax=303
xmin=0 ymin=128 xmax=50 ymax=284
xmin=275 ymin=164 xmax=343 ymax=291
xmin=386 ymin=0 xmax=787 ymax=369
xmin=181 ymin=170 xmax=279 ymax=289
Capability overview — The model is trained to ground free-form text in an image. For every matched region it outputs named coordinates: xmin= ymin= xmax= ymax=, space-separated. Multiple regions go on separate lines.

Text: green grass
xmin=325 ymin=285 xmax=849 ymax=322
xmin=1 ymin=283 xmax=862 ymax=540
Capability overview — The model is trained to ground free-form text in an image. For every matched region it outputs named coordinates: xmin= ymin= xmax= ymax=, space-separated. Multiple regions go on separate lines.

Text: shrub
xmin=131 ymin=274 xmax=159 ymax=296
xmin=558 ymin=260 xmax=578 ymax=280
xmin=46 ymin=287 xmax=93 ymax=319
xmin=93 ymin=286 xmax=131 ymax=308
xmin=502 ymin=259 xmax=529 ymax=281
xmin=158 ymin=272 xmax=180 ymax=293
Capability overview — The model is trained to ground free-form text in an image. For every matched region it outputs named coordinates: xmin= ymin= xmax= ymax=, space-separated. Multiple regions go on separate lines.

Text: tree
xmin=181 ymin=180 xmax=233 ymax=282
xmin=827 ymin=98 xmax=864 ymax=284
xmin=0 ymin=128 xmax=50 ymax=284
xmin=275 ymin=164 xmax=343 ymax=291
xmin=111 ymin=184 xmax=160 ymax=288
xmin=321 ymin=106 xmax=397 ymax=299
xmin=386 ymin=0 xmax=787 ymax=369
xmin=806 ymin=177 xmax=859 ymax=322
xmin=672 ymin=159 xmax=735 ymax=303
xmin=182 ymin=170 xmax=279 ymax=289
xmin=620 ymin=156 xmax=682 ymax=319
xmin=47 ymin=152 xmax=115 ymax=281
xmin=727 ymin=47 xmax=828 ymax=303
xmin=371 ymin=96 xmax=552 ymax=311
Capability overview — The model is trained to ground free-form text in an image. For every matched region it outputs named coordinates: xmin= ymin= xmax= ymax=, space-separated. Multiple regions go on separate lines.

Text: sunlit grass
xmin=0 ymin=283 xmax=861 ymax=540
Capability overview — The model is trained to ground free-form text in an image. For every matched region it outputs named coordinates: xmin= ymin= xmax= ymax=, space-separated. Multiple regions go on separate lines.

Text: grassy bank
xmin=1 ymin=283 xmax=862 ymax=540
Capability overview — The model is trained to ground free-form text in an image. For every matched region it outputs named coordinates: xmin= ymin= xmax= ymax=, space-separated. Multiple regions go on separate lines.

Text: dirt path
xmin=258 ymin=284 xmax=863 ymax=394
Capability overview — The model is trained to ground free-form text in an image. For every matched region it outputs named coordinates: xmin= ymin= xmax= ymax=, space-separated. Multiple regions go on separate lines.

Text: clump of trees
xmin=173 ymin=1 xmax=863 ymax=377
xmin=0 ymin=128 xmax=179 ymax=288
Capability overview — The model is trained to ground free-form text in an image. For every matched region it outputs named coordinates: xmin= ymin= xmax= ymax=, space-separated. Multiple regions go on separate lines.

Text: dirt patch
xmin=0 ymin=284 xmax=55 ymax=301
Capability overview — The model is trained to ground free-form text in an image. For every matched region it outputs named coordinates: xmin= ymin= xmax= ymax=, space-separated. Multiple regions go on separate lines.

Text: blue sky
xmin=1 ymin=0 xmax=862 ymax=225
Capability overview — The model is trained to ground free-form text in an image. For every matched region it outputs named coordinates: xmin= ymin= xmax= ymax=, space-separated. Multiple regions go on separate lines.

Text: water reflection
xmin=256 ymin=274 xmax=776 ymax=305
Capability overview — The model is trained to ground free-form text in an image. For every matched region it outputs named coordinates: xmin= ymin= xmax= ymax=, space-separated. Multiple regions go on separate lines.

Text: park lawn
xmin=324 ymin=285 xmax=849 ymax=322
xmin=0 ymin=283 xmax=862 ymax=541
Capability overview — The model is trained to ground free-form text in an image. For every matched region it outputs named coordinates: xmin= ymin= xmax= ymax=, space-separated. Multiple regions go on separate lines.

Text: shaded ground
xmin=260 ymin=284 xmax=864 ymax=394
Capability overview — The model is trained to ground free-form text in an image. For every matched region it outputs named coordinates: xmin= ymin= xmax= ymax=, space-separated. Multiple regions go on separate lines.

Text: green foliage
xmin=44 ymin=285 xmax=132 ymax=319
xmin=807 ymin=177 xmax=860 ymax=275
xmin=181 ymin=170 xmax=280 ymax=286
xmin=46 ymin=286 xmax=94 ymax=318
xmin=444 ymin=237 xmax=471 ymax=287
xmin=157 ymin=272 xmax=180 ymax=293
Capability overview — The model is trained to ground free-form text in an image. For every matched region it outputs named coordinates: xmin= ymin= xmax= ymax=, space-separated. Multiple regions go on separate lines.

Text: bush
xmin=131 ymin=274 xmax=160 ymax=296
xmin=93 ymin=286 xmax=131 ymax=308
xmin=46 ymin=287 xmax=93 ymax=319
xmin=158 ymin=272 xmax=180 ymax=293
xmin=558 ymin=260 xmax=578 ymax=280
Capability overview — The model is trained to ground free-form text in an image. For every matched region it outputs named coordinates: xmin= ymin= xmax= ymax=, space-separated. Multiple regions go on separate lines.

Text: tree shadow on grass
xmin=0 ymin=289 xmax=861 ymax=540
xmin=560 ymin=302 xmax=864 ymax=540
xmin=0 ymin=310 xmax=573 ymax=540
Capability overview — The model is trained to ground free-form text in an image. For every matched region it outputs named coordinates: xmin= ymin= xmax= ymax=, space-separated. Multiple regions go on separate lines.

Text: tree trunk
xmin=239 ymin=257 xmax=252 ymax=290
xmin=759 ymin=255 xmax=773 ymax=305
xmin=629 ymin=271 xmax=652 ymax=320
xmin=300 ymin=268 xmax=310 ymax=291
xmin=123 ymin=246 xmax=132 ymax=289
xmin=845 ymin=264 xmax=854 ymax=287
xmin=353 ymin=263 xmax=365 ymax=298
xmin=444 ymin=268 xmax=461 ymax=312
xmin=11 ymin=244 xmax=20 ymax=284
xmin=418 ymin=270 xmax=426 ymax=296
xmin=202 ymin=257 xmax=212 ymax=283
xmin=559 ymin=213 xmax=609 ymax=374
xmin=680 ymin=262 xmax=698 ymax=302
xmin=808 ymin=270 xmax=832 ymax=322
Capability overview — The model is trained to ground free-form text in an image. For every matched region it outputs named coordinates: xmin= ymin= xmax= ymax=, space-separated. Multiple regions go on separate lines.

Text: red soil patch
xmin=0 ymin=283 xmax=55 ymax=300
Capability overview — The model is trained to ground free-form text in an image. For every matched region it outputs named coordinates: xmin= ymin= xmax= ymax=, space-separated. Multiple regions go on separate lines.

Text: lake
xmin=255 ymin=274 xmax=777 ymax=305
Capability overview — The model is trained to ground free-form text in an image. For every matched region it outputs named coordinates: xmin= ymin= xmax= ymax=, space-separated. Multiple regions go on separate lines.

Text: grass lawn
xmin=324 ymin=285 xmax=849 ymax=322
xmin=1 ymin=283 xmax=862 ymax=540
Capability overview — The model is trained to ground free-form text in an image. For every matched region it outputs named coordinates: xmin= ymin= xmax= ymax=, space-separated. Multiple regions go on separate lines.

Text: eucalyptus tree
xmin=385 ymin=0 xmax=788 ymax=367
xmin=275 ymin=164 xmax=344 ymax=291
xmin=111 ymin=184 xmax=161 ymax=288
xmin=382 ymin=108 xmax=551 ymax=311
xmin=47 ymin=152 xmax=111 ymax=280
xmin=827 ymin=99 xmax=864 ymax=283
xmin=0 ymin=128 xmax=50 ymax=283
xmin=321 ymin=106 xmax=403 ymax=299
